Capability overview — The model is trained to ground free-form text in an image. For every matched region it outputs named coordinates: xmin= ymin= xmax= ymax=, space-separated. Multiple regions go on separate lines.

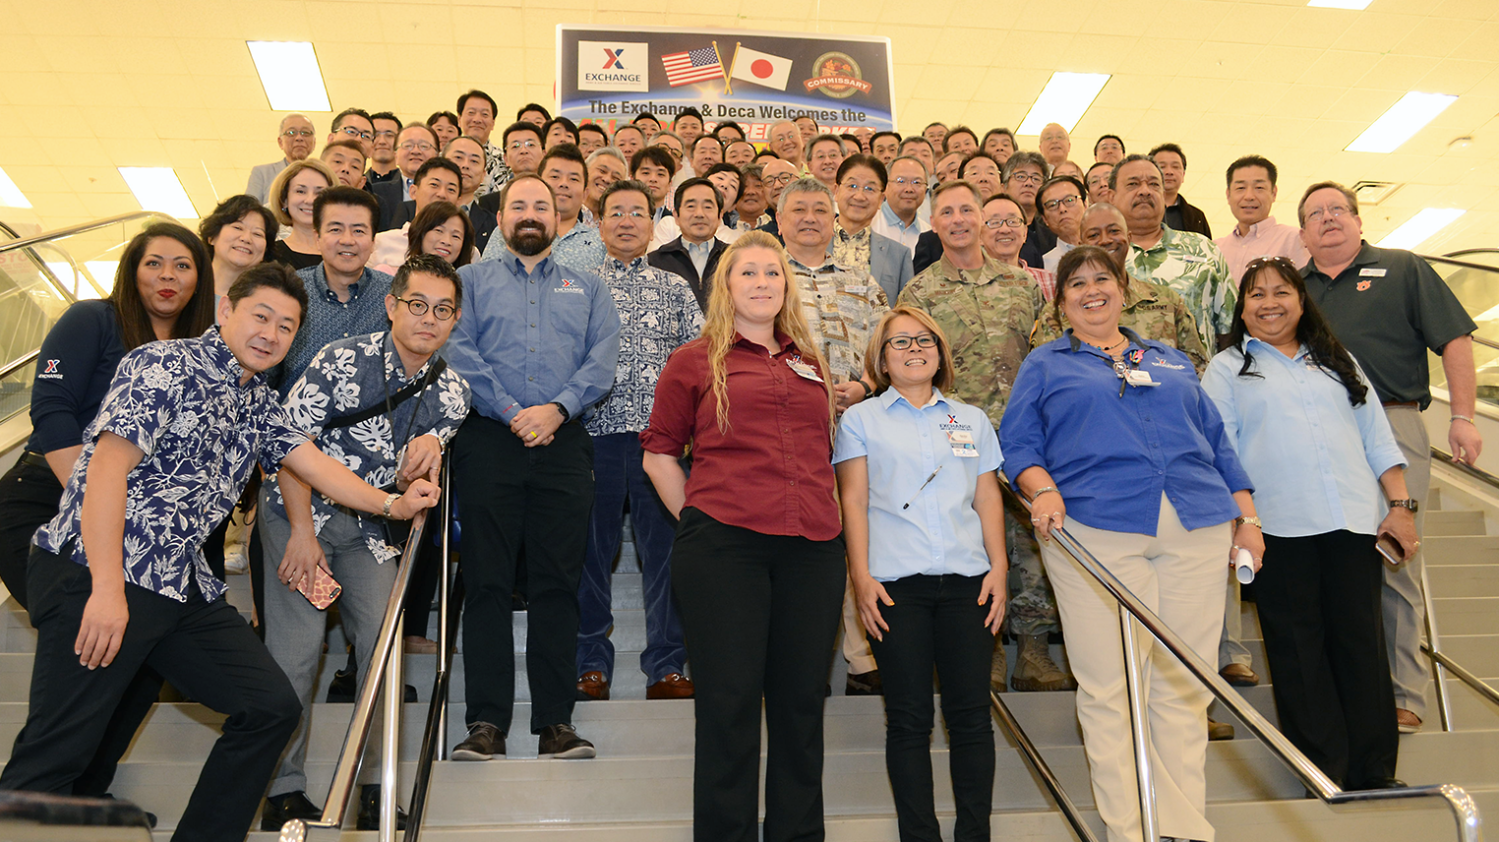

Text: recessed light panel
xmin=1376 ymin=208 xmax=1465 ymax=250
xmin=118 ymin=168 xmax=198 ymax=219
xmin=1016 ymin=73 xmax=1111 ymax=135
xmin=1346 ymin=92 xmax=1458 ymax=153
xmin=247 ymin=41 xmax=332 ymax=112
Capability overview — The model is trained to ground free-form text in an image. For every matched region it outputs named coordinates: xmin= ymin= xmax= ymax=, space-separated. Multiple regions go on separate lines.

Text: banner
xmin=557 ymin=25 xmax=896 ymax=140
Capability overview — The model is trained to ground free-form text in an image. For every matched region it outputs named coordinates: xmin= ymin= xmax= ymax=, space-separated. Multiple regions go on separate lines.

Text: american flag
xmin=661 ymin=47 xmax=723 ymax=87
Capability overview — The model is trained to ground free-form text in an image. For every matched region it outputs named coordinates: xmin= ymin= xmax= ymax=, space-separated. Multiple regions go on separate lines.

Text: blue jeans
xmin=577 ymin=432 xmax=685 ymax=683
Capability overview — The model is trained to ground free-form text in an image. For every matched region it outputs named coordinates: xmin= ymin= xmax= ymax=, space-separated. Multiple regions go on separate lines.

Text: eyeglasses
xmin=840 ymin=182 xmax=880 ymax=195
xmin=399 ymin=141 xmax=435 ymax=152
xmin=884 ymin=334 xmax=938 ymax=351
xmin=1007 ymin=172 xmax=1044 ymax=186
xmin=374 ymin=130 xmax=398 ymax=140
xmin=892 ymin=177 xmax=927 ymax=189
xmin=1041 ymin=194 xmax=1082 ymax=212
xmin=339 ymin=126 xmax=374 ymax=141
xmin=984 ymin=217 xmax=1025 ymax=229
xmin=281 ymin=129 xmax=315 ymax=139
xmin=393 ymin=296 xmax=456 ymax=320
xmin=1304 ymin=205 xmax=1353 ymax=224
xmin=765 ymin=174 xmax=795 ymax=186
xmin=508 ymin=139 xmax=539 ymax=151
xmin=605 ymin=209 xmax=649 ymax=220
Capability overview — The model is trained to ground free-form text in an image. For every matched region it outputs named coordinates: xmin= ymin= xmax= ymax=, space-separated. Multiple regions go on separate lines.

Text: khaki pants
xmin=1040 ymin=495 xmax=1227 ymax=842
xmin=1382 ymin=405 xmax=1432 ymax=719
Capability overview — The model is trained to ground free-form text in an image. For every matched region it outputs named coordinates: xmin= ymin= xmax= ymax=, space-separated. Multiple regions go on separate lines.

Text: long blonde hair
xmin=701 ymin=230 xmax=834 ymax=433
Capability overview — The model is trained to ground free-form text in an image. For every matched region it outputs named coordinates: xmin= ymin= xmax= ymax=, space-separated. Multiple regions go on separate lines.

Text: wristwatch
xmin=1234 ymin=516 xmax=1262 ymax=530
xmin=1389 ymin=498 xmax=1419 ymax=512
xmin=382 ymin=492 xmax=400 ymax=518
xmin=551 ymin=401 xmax=571 ymax=422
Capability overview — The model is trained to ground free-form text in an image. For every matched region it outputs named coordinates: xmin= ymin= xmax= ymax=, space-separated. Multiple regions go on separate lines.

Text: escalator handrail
xmin=0 ymin=212 xmax=177 ymax=257
xmin=0 ymin=349 xmax=39 ymax=382
xmin=1003 ymin=479 xmax=1482 ymax=842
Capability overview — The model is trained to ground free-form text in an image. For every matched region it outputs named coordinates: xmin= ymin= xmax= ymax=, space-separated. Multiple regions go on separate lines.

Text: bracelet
xmin=1235 ymin=515 xmax=1262 ymax=530
xmin=1031 ymin=486 xmax=1059 ymax=500
xmin=1452 ymin=414 xmax=1475 ymax=425
xmin=381 ymin=492 xmax=400 ymax=518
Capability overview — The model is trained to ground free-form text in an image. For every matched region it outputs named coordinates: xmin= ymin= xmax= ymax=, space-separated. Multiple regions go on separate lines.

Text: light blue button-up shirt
xmin=833 ymin=388 xmax=1002 ymax=581
xmin=1202 ymin=339 xmax=1406 ymax=538
xmin=446 ymin=250 xmax=620 ymax=424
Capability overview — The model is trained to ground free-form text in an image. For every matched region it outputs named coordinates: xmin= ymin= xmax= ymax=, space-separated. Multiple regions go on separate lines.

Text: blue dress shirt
xmin=1000 ymin=329 xmax=1251 ymax=536
xmin=833 ymin=388 xmax=1002 ymax=581
xmin=1202 ymin=339 xmax=1405 ymax=538
xmin=446 ymin=250 xmax=621 ymax=424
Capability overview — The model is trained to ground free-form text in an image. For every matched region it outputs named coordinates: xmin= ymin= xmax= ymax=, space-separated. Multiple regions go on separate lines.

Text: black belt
xmin=19 ymin=451 xmax=48 ymax=470
xmin=1382 ymin=400 xmax=1419 ymax=408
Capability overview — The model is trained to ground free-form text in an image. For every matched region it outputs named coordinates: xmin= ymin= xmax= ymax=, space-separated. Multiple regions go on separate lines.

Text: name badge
xmin=1124 ymin=370 xmax=1158 ymax=387
xmin=1359 ymin=268 xmax=1387 ymax=277
xmin=786 ymin=359 xmax=824 ymax=383
xmin=947 ymin=429 xmax=978 ymax=457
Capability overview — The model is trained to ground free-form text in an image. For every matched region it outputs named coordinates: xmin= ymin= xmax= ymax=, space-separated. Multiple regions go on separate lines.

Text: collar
xmin=879 ymin=385 xmax=946 ymax=410
xmin=835 ymin=222 xmax=870 ymax=243
xmin=684 ymin=237 xmax=716 ymax=256
xmin=1243 ymin=335 xmax=1310 ymax=361
xmin=879 ymin=202 xmax=920 ymax=230
xmin=311 ymin=263 xmax=371 ymax=302
xmin=1062 ymin=326 xmax=1157 ymax=356
xmin=605 ymin=254 xmax=649 ymax=273
xmin=1131 ymin=225 xmax=1174 ymax=254
xmin=501 ymin=249 xmax=554 ymax=277
xmin=382 ymin=330 xmax=436 ymax=383
xmin=199 ymin=325 xmax=245 ymax=382
xmin=936 ymin=252 xmax=1003 ymax=285
xmin=1307 ymin=240 xmax=1378 ymax=280
xmin=733 ymin=330 xmax=799 ymax=356
xmin=1230 ymin=216 xmax=1280 ymax=239
xmin=788 ymin=253 xmax=845 ymax=275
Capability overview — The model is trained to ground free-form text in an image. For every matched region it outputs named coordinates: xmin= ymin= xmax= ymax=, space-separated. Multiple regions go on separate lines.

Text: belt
xmin=19 ymin=451 xmax=48 ymax=469
xmin=1382 ymin=400 xmax=1419 ymax=408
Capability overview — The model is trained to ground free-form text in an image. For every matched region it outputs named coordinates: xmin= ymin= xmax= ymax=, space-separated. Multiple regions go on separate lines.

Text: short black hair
xmin=413 ymin=156 xmax=463 ymax=187
xmin=674 ymin=107 xmax=704 ymax=126
xmin=369 ymin=111 xmax=401 ymax=130
xmin=632 ymin=112 xmax=660 ymax=126
xmin=692 ymin=134 xmax=724 ymax=154
xmin=392 ymin=253 xmax=463 ymax=311
xmin=1108 ymin=153 xmax=1162 ymax=192
xmin=1226 ymin=154 xmax=1278 ymax=188
xmin=871 ymin=130 xmax=901 ymax=147
xmin=958 ymin=152 xmax=1003 ymax=182
xmin=542 ymin=116 xmax=579 ymax=143
xmin=631 ymin=146 xmax=677 ymax=178
xmin=1094 ymin=134 xmax=1125 ymax=156
xmin=674 ymin=176 xmax=723 ymax=215
xmin=753 ymin=149 xmax=781 ymax=161
xmin=227 ymin=261 xmax=309 ymax=327
xmin=836 ymin=154 xmax=888 ymax=190
xmin=199 ymin=195 xmax=277 ymax=261
xmin=702 ymin=162 xmax=745 ymax=204
xmin=456 ymin=90 xmax=497 ymax=118
xmin=1086 ymin=161 xmax=1114 ymax=180
xmin=427 ymin=110 xmax=459 ymax=130
xmin=613 ymin=124 xmax=645 ymax=143
xmin=598 ymin=178 xmax=655 ymax=217
xmin=1148 ymin=142 xmax=1187 ymax=170
xmin=517 ymin=102 xmax=552 ymax=122
xmin=502 ymin=121 xmax=543 ymax=147
xmin=713 ymin=121 xmax=745 ymax=140
xmin=982 ymin=128 xmax=1015 ymax=150
xmin=924 ymin=121 xmax=947 ymax=132
xmin=540 ymin=142 xmax=587 ymax=174
xmin=1037 ymin=175 xmax=1087 ymax=211
xmin=579 ymin=123 xmax=610 ymax=143
xmin=312 ymin=185 xmax=380 ymax=231
xmin=331 ymin=107 xmax=373 ymax=134
xmin=943 ymin=125 xmax=977 ymax=153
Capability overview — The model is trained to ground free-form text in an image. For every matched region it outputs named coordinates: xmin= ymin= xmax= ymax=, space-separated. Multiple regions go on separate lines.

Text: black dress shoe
xmin=100 ymin=793 xmax=156 ymax=829
xmin=326 ymin=668 xmax=418 ymax=703
xmin=261 ymin=791 xmax=322 ymax=831
xmin=845 ymin=669 xmax=883 ymax=696
xmin=537 ymin=723 xmax=596 ymax=759
xmin=357 ymin=783 xmax=408 ymax=831
xmin=1354 ymin=777 xmax=1408 ymax=790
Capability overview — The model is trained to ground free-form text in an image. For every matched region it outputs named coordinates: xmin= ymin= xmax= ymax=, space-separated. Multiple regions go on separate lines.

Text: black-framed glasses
xmin=394 ymin=296 xmax=456 ymax=320
xmin=984 ymin=217 xmax=1025 ymax=230
xmin=884 ymin=334 xmax=938 ymax=351
xmin=1041 ymin=194 xmax=1083 ymax=212
xmin=339 ymin=126 xmax=374 ymax=141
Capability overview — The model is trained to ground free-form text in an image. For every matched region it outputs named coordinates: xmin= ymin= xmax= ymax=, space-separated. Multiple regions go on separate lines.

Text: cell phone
xmin=1376 ymin=532 xmax=1405 ymax=565
xmin=296 ymin=565 xmax=342 ymax=609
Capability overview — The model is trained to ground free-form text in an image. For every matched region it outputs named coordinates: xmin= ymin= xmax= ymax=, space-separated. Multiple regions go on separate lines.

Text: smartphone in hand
xmin=1376 ymin=532 xmax=1405 ymax=565
xmin=296 ymin=565 xmax=342 ymax=609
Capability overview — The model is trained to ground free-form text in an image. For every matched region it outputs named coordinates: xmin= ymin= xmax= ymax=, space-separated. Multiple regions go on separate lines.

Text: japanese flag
xmin=731 ymin=46 xmax=793 ymax=91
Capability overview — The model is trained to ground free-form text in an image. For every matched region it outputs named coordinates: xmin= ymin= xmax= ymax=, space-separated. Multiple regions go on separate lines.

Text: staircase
xmin=2 ymin=479 xmax=1498 ymax=841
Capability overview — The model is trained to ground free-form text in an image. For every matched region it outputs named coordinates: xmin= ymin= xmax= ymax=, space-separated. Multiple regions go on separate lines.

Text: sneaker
xmin=537 ymin=723 xmax=596 ymax=759
xmin=845 ymin=669 xmax=883 ymax=696
xmin=1011 ymin=634 xmax=1078 ymax=692
xmin=452 ymin=721 xmax=506 ymax=761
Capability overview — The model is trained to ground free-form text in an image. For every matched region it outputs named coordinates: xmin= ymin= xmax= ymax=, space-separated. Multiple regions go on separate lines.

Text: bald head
xmin=768 ymin=120 xmax=803 ymax=166
xmin=277 ymin=113 xmax=315 ymax=162
xmin=1039 ymin=123 xmax=1071 ymax=167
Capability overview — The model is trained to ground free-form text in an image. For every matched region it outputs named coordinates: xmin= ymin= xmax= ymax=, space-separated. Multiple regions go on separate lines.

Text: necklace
xmin=1083 ymin=334 xmax=1128 ymax=353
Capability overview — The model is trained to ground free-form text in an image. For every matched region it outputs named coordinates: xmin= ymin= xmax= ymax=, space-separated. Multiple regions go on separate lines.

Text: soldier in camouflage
xmin=897 ymin=179 xmax=1076 ymax=694
xmin=1034 ymin=202 xmax=1210 ymax=374
xmin=1113 ymin=155 xmax=1235 ymax=351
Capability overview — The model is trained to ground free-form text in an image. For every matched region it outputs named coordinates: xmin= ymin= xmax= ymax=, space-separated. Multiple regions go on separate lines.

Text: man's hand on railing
xmin=399 ymin=434 xmax=443 ymax=487
xmin=391 ymin=479 xmax=441 ymax=521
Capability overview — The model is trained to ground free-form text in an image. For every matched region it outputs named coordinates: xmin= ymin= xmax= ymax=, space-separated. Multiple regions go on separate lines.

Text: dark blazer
xmin=465 ymin=199 xmax=499 ymax=255
xmin=1165 ymin=195 xmax=1213 ymax=238
xmin=912 ymin=227 xmax=1046 ymax=276
xmin=648 ymin=236 xmax=726 ymax=312
xmin=372 ymin=180 xmax=407 ymax=232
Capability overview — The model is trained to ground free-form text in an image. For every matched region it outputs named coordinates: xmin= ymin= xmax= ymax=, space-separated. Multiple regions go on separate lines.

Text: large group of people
xmin=0 ymin=90 xmax=1483 ymax=842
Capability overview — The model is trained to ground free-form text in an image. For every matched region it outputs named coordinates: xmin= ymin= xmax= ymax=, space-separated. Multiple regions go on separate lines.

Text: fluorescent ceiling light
xmin=1017 ymin=72 xmax=1111 ymax=135
xmin=1376 ymin=208 xmax=1465 ymax=251
xmin=246 ymin=41 xmax=331 ymax=112
xmin=1307 ymin=0 xmax=1373 ymax=9
xmin=117 ymin=167 xmax=198 ymax=219
xmin=1346 ymin=91 xmax=1457 ymax=153
xmin=0 ymin=167 xmax=31 ymax=208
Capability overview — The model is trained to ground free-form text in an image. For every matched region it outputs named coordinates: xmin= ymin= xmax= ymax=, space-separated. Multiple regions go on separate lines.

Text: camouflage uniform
xmin=1126 ymin=225 xmax=1235 ymax=350
xmin=789 ymin=256 xmax=889 ymax=381
xmin=897 ymin=255 xmax=1058 ymax=636
xmin=1032 ymin=274 xmax=1211 ymax=374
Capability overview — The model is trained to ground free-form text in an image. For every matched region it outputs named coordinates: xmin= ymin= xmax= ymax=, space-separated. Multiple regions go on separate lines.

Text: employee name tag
xmin=1359 ymin=268 xmax=1387 ymax=277
xmin=786 ymin=359 xmax=824 ymax=383
xmin=1124 ymin=370 xmax=1158 ymax=387
xmin=947 ymin=429 xmax=979 ymax=457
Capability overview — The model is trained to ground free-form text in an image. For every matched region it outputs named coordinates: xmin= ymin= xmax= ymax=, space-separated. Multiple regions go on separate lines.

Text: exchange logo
xmin=578 ymin=41 xmax=649 ymax=92
xmin=803 ymin=51 xmax=872 ymax=99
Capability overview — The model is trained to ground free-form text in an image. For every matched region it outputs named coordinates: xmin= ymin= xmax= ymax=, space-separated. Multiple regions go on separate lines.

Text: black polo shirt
xmin=1302 ymin=241 xmax=1474 ymax=409
xmin=28 ymin=299 xmax=126 ymax=454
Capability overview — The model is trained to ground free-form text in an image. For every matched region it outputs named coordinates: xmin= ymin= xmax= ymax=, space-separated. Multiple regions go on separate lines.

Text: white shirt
xmin=871 ymin=201 xmax=930 ymax=255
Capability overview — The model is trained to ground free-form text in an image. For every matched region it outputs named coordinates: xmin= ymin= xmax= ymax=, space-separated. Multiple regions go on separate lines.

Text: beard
xmin=506 ymin=222 xmax=552 ymax=256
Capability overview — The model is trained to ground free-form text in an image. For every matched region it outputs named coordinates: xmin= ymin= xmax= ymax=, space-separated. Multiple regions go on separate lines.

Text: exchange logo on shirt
xmin=554 ymin=278 xmax=586 ymax=295
xmin=938 ymin=413 xmax=973 ymax=433
xmin=38 ymin=359 xmax=62 ymax=380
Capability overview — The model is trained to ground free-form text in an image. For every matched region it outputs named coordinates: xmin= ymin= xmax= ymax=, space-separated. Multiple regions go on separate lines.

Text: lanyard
xmin=381 ymin=334 xmax=433 ymax=461
xmin=1109 ymin=347 xmax=1146 ymax=398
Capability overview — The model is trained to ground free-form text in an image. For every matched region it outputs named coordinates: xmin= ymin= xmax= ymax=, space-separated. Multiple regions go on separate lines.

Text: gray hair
xmin=648 ymin=130 xmax=683 ymax=148
xmin=586 ymin=146 xmax=627 ymax=170
xmin=887 ymin=154 xmax=929 ymax=178
xmin=777 ymin=176 xmax=835 ymax=216
xmin=804 ymin=132 xmax=844 ymax=163
xmin=1002 ymin=151 xmax=1047 ymax=183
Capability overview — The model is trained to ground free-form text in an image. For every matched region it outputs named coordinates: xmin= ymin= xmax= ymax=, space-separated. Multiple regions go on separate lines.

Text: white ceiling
xmin=0 ymin=0 xmax=1496 ymax=253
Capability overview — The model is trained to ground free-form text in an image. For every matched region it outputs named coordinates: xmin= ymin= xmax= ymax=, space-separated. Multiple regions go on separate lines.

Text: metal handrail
xmin=990 ymin=691 xmax=1102 ymax=842
xmin=0 ymin=349 xmax=39 ymax=382
xmin=1006 ymin=483 xmax=1482 ymax=842
xmin=0 ymin=212 xmax=173 ymax=257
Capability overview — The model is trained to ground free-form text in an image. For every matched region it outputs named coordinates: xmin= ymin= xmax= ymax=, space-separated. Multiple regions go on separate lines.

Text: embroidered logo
xmin=1151 ymin=358 xmax=1186 ymax=371
xmin=1357 ymin=280 xmax=1372 ymax=291
xmin=554 ymin=278 xmax=585 ymax=294
xmin=37 ymin=359 xmax=62 ymax=380
xmin=948 ymin=414 xmax=958 ymax=424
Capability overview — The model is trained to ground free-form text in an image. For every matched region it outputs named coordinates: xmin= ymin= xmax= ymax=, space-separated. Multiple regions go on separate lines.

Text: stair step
xmin=1424 ymin=534 xmax=1499 ymax=564
xmin=1424 ymin=509 xmax=1488 ymax=536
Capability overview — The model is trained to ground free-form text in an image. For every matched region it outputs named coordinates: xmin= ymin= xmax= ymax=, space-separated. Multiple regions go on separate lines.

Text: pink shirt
xmin=1215 ymin=216 xmax=1310 ymax=286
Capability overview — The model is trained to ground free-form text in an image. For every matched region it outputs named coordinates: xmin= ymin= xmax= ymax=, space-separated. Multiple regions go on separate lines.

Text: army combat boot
xmin=1011 ymin=634 xmax=1078 ymax=692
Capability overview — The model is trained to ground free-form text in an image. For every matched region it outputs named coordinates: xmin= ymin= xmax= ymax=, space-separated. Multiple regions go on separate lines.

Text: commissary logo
xmin=578 ymin=41 xmax=649 ymax=92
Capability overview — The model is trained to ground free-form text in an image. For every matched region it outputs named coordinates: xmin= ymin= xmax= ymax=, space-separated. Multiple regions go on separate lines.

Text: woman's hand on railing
xmin=1030 ymin=493 xmax=1065 ymax=542
xmin=851 ymin=572 xmax=893 ymax=642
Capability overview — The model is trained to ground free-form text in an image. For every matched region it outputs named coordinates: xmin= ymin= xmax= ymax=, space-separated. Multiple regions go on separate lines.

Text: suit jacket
xmin=246 ymin=159 xmax=289 ymax=204
xmin=912 ymin=228 xmax=1046 ymax=276
xmin=868 ymin=230 xmax=915 ymax=302
xmin=648 ymin=236 xmax=726 ymax=312
xmin=372 ymin=180 xmax=407 ymax=232
xmin=1165 ymin=195 xmax=1213 ymax=238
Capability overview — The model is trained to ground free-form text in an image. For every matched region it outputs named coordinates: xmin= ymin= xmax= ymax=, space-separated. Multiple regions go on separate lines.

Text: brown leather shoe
xmin=1396 ymin=708 xmax=1422 ymax=734
xmin=576 ymin=671 xmax=610 ymax=701
xmin=1219 ymin=663 xmax=1259 ymax=686
xmin=1208 ymin=718 xmax=1235 ymax=741
xmin=646 ymin=673 xmax=695 ymax=699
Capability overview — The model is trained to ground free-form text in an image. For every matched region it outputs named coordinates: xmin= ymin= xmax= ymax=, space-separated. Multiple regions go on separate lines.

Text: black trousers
xmin=672 ymin=507 xmax=846 ymax=842
xmin=1258 ymin=530 xmax=1398 ymax=788
xmin=451 ymin=413 xmax=594 ymax=735
xmin=0 ymin=547 xmax=301 ymax=842
xmin=866 ymin=574 xmax=996 ymax=842
xmin=0 ymin=457 xmax=167 ymax=799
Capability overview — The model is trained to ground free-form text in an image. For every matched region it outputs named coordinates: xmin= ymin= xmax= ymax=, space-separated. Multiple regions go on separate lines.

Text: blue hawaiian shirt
xmin=268 ymin=331 xmax=472 ymax=562
xmin=34 ymin=327 xmax=311 ymax=603
xmin=584 ymin=256 xmax=703 ymax=436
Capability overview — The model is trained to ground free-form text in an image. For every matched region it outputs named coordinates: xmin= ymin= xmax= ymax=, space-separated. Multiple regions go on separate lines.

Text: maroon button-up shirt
xmin=641 ymin=332 xmax=840 ymax=540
